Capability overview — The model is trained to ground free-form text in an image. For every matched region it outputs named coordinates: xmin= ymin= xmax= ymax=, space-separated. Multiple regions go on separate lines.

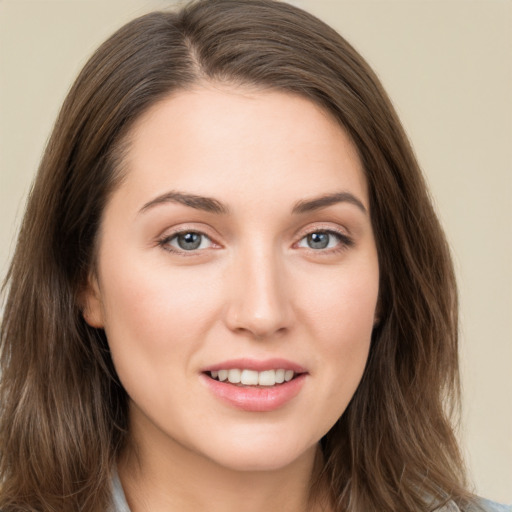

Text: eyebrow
xmin=139 ymin=190 xmax=367 ymax=216
xmin=292 ymin=192 xmax=367 ymax=215
xmin=139 ymin=191 xmax=230 ymax=215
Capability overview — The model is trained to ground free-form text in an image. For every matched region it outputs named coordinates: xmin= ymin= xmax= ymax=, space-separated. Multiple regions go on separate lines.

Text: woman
xmin=0 ymin=1 xmax=508 ymax=511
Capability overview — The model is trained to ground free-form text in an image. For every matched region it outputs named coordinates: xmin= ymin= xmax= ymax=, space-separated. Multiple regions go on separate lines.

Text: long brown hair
xmin=0 ymin=1 xmax=474 ymax=510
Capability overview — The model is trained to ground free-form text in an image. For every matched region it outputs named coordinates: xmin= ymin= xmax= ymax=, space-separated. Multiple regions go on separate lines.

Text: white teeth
xmin=240 ymin=369 xmax=259 ymax=385
xmin=275 ymin=369 xmax=285 ymax=384
xmin=227 ymin=369 xmax=241 ymax=384
xmin=258 ymin=370 xmax=276 ymax=386
xmin=210 ymin=368 xmax=298 ymax=386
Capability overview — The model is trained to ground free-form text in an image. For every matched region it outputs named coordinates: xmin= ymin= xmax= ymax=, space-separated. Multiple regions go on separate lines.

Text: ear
xmin=80 ymin=273 xmax=105 ymax=328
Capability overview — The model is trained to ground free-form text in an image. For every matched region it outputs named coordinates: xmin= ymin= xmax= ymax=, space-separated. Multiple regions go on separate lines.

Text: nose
xmin=224 ymin=244 xmax=294 ymax=340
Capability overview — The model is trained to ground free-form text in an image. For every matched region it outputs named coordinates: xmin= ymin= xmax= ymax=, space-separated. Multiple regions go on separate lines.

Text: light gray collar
xmin=111 ymin=470 xmax=131 ymax=512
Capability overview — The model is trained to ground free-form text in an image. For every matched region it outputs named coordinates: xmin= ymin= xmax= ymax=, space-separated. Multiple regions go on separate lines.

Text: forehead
xmin=115 ymin=84 xmax=368 ymax=213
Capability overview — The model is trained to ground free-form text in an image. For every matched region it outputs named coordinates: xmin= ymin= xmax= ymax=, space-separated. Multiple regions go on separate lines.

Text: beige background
xmin=0 ymin=0 xmax=510 ymax=503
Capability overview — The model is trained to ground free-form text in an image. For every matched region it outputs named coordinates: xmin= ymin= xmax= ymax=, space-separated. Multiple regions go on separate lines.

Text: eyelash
xmin=157 ymin=228 xmax=353 ymax=256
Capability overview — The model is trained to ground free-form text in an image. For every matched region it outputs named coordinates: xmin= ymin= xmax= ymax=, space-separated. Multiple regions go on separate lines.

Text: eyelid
xmin=295 ymin=222 xmax=351 ymax=239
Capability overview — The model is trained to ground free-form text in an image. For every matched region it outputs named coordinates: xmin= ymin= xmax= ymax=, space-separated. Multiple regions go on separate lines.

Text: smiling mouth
xmin=206 ymin=369 xmax=300 ymax=387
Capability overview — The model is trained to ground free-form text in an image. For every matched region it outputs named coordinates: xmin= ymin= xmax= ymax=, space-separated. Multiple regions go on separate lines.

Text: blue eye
xmin=165 ymin=232 xmax=212 ymax=251
xmin=297 ymin=231 xmax=348 ymax=250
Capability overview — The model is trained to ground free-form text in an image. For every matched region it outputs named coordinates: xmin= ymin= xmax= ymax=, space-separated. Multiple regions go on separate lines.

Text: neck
xmin=117 ymin=413 xmax=330 ymax=512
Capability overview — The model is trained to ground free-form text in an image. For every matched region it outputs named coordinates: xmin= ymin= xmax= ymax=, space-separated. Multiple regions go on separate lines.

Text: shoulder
xmin=450 ymin=498 xmax=512 ymax=512
xmin=439 ymin=498 xmax=512 ymax=512
xmin=472 ymin=498 xmax=512 ymax=512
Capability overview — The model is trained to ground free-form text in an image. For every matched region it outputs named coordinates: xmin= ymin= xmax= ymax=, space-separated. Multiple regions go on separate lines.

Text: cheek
xmin=98 ymin=257 xmax=222 ymax=369
xmin=97 ymin=261 xmax=225 ymax=427
xmin=302 ymin=263 xmax=379 ymax=343
xmin=299 ymin=263 xmax=378 ymax=410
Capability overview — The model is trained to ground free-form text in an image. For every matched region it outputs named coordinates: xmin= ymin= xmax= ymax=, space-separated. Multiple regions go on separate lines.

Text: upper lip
xmin=202 ymin=358 xmax=307 ymax=373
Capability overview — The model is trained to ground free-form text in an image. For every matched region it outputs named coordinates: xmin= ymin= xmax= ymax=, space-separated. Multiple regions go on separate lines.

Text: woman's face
xmin=84 ymin=86 xmax=379 ymax=472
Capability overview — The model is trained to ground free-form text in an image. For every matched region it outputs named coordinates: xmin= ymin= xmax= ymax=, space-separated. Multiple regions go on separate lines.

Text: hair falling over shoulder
xmin=0 ymin=1 xmax=481 ymax=510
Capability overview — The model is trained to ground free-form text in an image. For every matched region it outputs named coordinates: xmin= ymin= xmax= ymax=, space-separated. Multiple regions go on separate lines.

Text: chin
xmin=197 ymin=434 xmax=318 ymax=473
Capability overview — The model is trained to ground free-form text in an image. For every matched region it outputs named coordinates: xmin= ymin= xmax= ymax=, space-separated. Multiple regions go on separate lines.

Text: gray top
xmin=111 ymin=472 xmax=511 ymax=512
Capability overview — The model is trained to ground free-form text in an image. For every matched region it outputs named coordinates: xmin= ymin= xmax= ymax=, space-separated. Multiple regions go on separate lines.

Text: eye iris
xmin=177 ymin=232 xmax=202 ymax=250
xmin=307 ymin=232 xmax=330 ymax=249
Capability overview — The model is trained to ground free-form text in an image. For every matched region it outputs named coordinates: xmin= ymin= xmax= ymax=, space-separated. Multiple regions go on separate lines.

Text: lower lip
xmin=201 ymin=373 xmax=307 ymax=412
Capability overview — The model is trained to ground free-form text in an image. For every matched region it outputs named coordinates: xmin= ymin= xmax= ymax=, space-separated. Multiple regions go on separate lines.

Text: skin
xmin=83 ymin=85 xmax=380 ymax=512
